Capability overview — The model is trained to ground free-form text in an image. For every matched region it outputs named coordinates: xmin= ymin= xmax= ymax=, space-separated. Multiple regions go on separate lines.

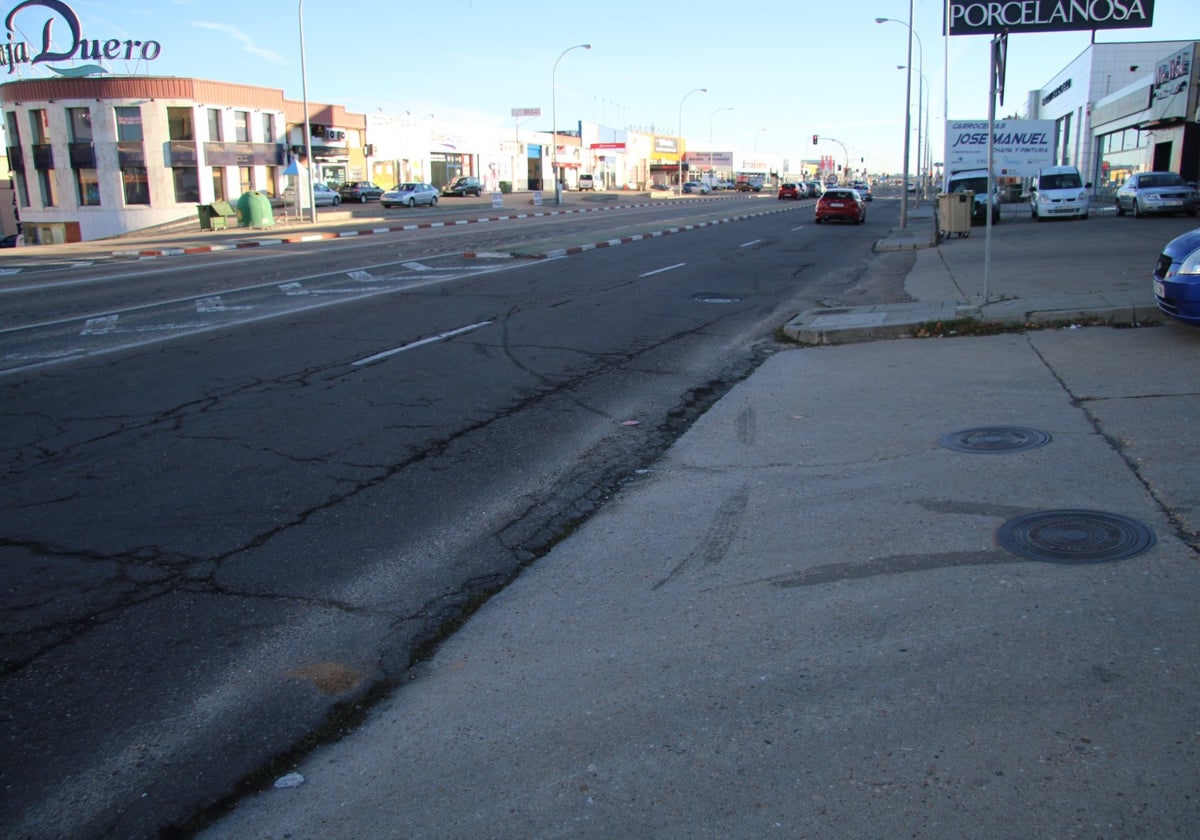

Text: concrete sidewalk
xmin=198 ymin=206 xmax=1200 ymax=837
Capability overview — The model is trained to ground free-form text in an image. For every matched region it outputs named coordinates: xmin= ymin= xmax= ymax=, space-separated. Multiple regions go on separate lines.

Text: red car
xmin=778 ymin=182 xmax=802 ymax=200
xmin=814 ymin=188 xmax=866 ymax=224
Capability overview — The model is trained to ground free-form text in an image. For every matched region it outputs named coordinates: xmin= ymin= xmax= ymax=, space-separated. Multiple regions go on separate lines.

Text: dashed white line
xmin=639 ymin=263 xmax=686 ymax=277
xmin=352 ymin=320 xmax=494 ymax=367
xmin=739 ymin=239 xmax=762 ymax=248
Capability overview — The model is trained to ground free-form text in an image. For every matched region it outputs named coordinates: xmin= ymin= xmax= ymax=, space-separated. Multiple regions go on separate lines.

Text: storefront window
xmin=123 ymin=167 xmax=150 ymax=205
xmin=167 ymin=107 xmax=193 ymax=141
xmin=173 ymin=167 xmax=200 ymax=203
xmin=115 ymin=106 xmax=143 ymax=141
xmin=76 ymin=168 xmax=101 ymax=206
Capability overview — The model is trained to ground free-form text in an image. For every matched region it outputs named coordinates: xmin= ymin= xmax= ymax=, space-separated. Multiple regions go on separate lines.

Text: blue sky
xmin=7 ymin=0 xmax=1200 ymax=174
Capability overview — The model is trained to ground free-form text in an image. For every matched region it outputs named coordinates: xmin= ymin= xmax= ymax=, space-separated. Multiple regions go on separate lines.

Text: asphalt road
xmin=1 ymin=193 xmax=903 ymax=838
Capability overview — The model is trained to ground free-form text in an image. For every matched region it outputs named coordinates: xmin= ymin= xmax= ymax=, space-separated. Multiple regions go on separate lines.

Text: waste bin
xmin=196 ymin=200 xmax=237 ymax=231
xmin=235 ymin=191 xmax=275 ymax=229
xmin=938 ymin=191 xmax=973 ymax=238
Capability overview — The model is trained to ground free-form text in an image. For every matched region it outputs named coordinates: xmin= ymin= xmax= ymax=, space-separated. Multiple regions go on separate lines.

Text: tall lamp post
xmin=677 ymin=87 xmax=707 ymax=194
xmin=876 ymin=6 xmax=916 ymax=227
xmin=899 ymin=65 xmax=929 ymax=203
xmin=551 ymin=43 xmax=591 ymax=205
xmin=298 ymin=0 xmax=316 ymax=222
xmin=709 ymin=106 xmax=734 ymax=144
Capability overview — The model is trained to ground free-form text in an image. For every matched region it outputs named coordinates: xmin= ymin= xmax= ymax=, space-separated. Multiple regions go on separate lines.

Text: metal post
xmin=677 ymin=88 xmax=707 ymax=195
xmin=298 ymin=0 xmax=316 ymax=223
xmin=551 ymin=44 xmax=591 ymax=206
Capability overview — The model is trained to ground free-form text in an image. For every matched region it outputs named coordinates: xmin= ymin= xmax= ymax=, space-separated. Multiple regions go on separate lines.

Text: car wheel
xmin=1133 ymin=200 xmax=1142 ymax=218
xmin=332 ymin=196 xmax=341 ymax=206
xmin=431 ymin=196 xmax=438 ymax=206
xmin=1115 ymin=198 xmax=1125 ymax=216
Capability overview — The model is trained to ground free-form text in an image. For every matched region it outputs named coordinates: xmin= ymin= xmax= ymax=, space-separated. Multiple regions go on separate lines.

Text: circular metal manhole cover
xmin=939 ymin=426 xmax=1051 ymax=454
xmin=691 ymin=293 xmax=743 ymax=304
xmin=996 ymin=510 xmax=1156 ymax=564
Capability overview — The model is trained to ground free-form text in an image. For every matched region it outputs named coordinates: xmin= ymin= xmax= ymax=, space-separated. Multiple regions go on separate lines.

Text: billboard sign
xmin=946 ymin=0 xmax=1154 ymax=36
xmin=945 ymin=119 xmax=1055 ymax=176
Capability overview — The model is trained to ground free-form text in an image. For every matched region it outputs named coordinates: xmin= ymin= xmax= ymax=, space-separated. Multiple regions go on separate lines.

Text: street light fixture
xmin=709 ymin=106 xmax=734 ymax=144
xmin=876 ymin=7 xmax=916 ymax=227
xmin=899 ymin=65 xmax=929 ymax=204
xmin=677 ymin=87 xmax=707 ymax=194
xmin=551 ymin=43 xmax=591 ymax=205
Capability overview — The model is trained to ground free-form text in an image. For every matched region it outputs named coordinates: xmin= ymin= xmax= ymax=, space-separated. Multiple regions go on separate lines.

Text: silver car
xmin=282 ymin=182 xmax=342 ymax=207
xmin=1115 ymin=171 xmax=1199 ymax=218
xmin=381 ymin=182 xmax=439 ymax=208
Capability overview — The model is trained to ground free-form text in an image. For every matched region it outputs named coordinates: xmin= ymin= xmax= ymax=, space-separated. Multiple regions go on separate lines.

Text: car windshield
xmin=825 ymin=190 xmax=854 ymax=199
xmin=1041 ymin=173 xmax=1081 ymax=189
xmin=951 ymin=177 xmax=989 ymax=194
xmin=397 ymin=183 xmax=418 ymax=191
xmin=1139 ymin=173 xmax=1186 ymax=188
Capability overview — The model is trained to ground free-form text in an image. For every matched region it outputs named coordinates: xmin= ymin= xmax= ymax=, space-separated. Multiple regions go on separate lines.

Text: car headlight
xmin=1076 ymin=191 xmax=1087 ymax=200
xmin=1144 ymin=191 xmax=1161 ymax=200
xmin=1178 ymin=246 xmax=1200 ymax=276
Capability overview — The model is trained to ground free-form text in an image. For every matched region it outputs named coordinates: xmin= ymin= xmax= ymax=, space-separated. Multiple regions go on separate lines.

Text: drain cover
xmin=996 ymin=510 xmax=1156 ymax=564
xmin=939 ymin=426 xmax=1051 ymax=454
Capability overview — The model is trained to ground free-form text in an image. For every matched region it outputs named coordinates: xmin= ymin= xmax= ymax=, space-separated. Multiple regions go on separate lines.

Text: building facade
xmin=0 ymin=76 xmax=365 ymax=243
xmin=1024 ymin=40 xmax=1198 ymax=189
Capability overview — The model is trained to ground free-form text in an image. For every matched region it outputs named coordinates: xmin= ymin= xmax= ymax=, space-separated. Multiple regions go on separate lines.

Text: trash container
xmin=196 ymin=200 xmax=237 ymax=231
xmin=939 ymin=191 xmax=973 ymax=238
xmin=235 ymin=191 xmax=275 ymax=229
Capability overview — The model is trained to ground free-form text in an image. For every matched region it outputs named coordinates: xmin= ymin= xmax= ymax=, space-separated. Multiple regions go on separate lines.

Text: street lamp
xmin=551 ymin=43 xmax=591 ymax=205
xmin=899 ymin=65 xmax=929 ymax=203
xmin=709 ymin=106 xmax=734 ymax=144
xmin=677 ymin=87 xmax=707 ymax=194
xmin=298 ymin=0 xmax=316 ymax=222
xmin=753 ymin=128 xmax=766 ymax=154
xmin=876 ymin=6 xmax=916 ymax=227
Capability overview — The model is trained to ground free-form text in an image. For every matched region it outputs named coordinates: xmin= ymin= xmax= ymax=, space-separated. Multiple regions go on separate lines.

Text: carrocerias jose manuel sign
xmin=946 ymin=0 xmax=1154 ymax=36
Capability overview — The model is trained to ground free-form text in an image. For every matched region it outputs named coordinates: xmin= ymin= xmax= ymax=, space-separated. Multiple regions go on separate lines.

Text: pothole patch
xmin=939 ymin=426 xmax=1051 ymax=454
xmin=996 ymin=510 xmax=1156 ymax=564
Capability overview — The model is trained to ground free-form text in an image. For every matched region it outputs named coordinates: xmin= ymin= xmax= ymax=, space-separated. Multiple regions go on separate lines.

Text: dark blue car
xmin=1153 ymin=227 xmax=1200 ymax=326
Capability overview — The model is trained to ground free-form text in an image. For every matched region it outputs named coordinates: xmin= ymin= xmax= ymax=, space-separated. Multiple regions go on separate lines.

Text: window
xmin=263 ymin=165 xmax=279 ymax=198
xmin=122 ymin=167 xmax=150 ymax=205
xmin=76 ymin=168 xmax=101 ymax=205
xmin=167 ymin=107 xmax=193 ymax=140
xmin=262 ymin=113 xmax=276 ymax=143
xmin=212 ymin=167 xmax=226 ymax=201
xmin=37 ymin=169 xmax=56 ymax=206
xmin=173 ymin=166 xmax=200 ymax=203
xmin=207 ymin=108 xmax=222 ymax=141
xmin=115 ymin=106 xmax=143 ymax=141
xmin=234 ymin=110 xmax=250 ymax=142
xmin=67 ymin=107 xmax=92 ymax=142
xmin=29 ymin=108 xmax=49 ymax=143
xmin=238 ymin=165 xmax=253 ymax=195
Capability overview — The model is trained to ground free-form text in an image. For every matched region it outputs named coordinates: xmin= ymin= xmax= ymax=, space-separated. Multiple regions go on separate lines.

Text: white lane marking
xmin=352 ymin=320 xmax=494 ymax=367
xmin=196 ymin=296 xmax=252 ymax=313
xmin=81 ymin=315 xmax=119 ymax=335
xmin=790 ymin=225 xmax=806 ymax=231
xmin=347 ymin=270 xmax=374 ymax=281
xmin=639 ymin=262 xmax=686 ymax=278
xmin=739 ymin=239 xmax=763 ymax=248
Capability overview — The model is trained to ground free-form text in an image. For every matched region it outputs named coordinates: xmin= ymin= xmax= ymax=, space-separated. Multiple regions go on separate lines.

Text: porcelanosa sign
xmin=2 ymin=0 xmax=162 ymax=75
xmin=946 ymin=0 xmax=1154 ymax=36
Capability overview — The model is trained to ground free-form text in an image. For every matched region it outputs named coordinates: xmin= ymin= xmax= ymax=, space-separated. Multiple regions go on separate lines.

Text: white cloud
xmin=191 ymin=21 xmax=288 ymax=66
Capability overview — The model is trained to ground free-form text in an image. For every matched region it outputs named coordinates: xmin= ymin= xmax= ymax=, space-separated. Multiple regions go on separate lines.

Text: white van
xmin=946 ymin=169 xmax=1001 ymax=225
xmin=1030 ymin=165 xmax=1090 ymax=220
xmin=578 ymin=173 xmax=598 ymax=191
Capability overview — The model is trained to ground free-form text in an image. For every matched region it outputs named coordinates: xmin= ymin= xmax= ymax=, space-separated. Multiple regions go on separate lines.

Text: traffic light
xmin=812 ymin=134 xmax=818 ymax=145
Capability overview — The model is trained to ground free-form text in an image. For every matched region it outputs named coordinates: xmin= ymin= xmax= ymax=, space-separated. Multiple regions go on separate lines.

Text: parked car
xmin=804 ymin=181 xmax=824 ymax=198
xmin=282 ymin=182 xmax=342 ymax=207
xmin=1116 ymin=171 xmax=1199 ymax=218
xmin=778 ymin=182 xmax=802 ymax=200
xmin=380 ymin=182 xmax=439 ymax=208
xmin=1152 ymin=226 xmax=1200 ymax=326
xmin=578 ymin=174 xmax=598 ymax=191
xmin=850 ymin=181 xmax=873 ymax=201
xmin=814 ymin=188 xmax=866 ymax=224
xmin=946 ymin=169 xmax=1001 ymax=225
xmin=0 ymin=232 xmax=19 ymax=248
xmin=338 ymin=181 xmax=385 ymax=203
xmin=682 ymin=181 xmax=711 ymax=194
xmin=441 ymin=176 xmax=483 ymax=197
xmin=1030 ymin=165 xmax=1089 ymax=220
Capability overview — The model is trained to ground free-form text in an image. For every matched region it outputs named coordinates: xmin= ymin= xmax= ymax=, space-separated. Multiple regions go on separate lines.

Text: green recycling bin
xmin=197 ymin=200 xmax=237 ymax=230
xmin=235 ymin=191 xmax=275 ymax=229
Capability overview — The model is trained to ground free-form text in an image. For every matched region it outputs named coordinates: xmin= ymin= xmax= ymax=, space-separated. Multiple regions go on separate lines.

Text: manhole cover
xmin=939 ymin=426 xmax=1051 ymax=454
xmin=996 ymin=510 xmax=1156 ymax=564
xmin=691 ymin=293 xmax=742 ymax=304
